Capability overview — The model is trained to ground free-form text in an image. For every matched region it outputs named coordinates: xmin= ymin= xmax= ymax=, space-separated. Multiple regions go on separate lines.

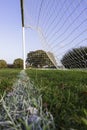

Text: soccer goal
xmin=20 ymin=0 xmax=87 ymax=70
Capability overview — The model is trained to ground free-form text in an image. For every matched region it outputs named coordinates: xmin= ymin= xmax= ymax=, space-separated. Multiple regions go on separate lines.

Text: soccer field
xmin=0 ymin=68 xmax=87 ymax=129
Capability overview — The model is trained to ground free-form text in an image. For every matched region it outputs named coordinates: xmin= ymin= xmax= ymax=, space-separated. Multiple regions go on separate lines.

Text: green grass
xmin=26 ymin=69 xmax=87 ymax=129
xmin=0 ymin=68 xmax=21 ymax=95
xmin=0 ymin=68 xmax=87 ymax=129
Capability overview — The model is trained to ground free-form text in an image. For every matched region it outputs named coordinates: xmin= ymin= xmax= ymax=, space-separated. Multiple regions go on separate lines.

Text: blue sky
xmin=0 ymin=0 xmax=42 ymax=64
xmin=0 ymin=0 xmax=87 ymax=65
xmin=0 ymin=0 xmax=22 ymax=63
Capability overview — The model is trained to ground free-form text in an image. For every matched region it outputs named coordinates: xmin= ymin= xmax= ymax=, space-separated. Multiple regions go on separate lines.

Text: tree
xmin=0 ymin=60 xmax=7 ymax=68
xmin=61 ymin=47 xmax=87 ymax=68
xmin=13 ymin=58 xmax=23 ymax=68
xmin=26 ymin=50 xmax=55 ymax=68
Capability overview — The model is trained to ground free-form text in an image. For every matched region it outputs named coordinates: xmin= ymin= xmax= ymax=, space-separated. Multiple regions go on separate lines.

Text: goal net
xmin=20 ymin=0 xmax=87 ymax=69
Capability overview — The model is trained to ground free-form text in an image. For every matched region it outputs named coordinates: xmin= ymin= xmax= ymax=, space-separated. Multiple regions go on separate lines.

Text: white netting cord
xmin=23 ymin=0 xmax=87 ymax=69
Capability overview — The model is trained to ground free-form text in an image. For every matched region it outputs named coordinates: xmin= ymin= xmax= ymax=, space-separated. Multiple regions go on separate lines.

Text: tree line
xmin=0 ymin=50 xmax=55 ymax=68
xmin=0 ymin=58 xmax=23 ymax=68
xmin=0 ymin=47 xmax=87 ymax=69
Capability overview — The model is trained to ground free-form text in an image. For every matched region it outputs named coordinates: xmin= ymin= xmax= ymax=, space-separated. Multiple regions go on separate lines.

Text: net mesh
xmin=23 ymin=0 xmax=87 ymax=69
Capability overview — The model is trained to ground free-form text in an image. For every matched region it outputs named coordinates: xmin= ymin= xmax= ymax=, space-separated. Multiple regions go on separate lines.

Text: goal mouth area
xmin=20 ymin=0 xmax=87 ymax=70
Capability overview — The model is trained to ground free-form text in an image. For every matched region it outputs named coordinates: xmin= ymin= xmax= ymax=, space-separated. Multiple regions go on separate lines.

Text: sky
xmin=0 ymin=0 xmax=87 ymax=65
xmin=0 ymin=0 xmax=42 ymax=64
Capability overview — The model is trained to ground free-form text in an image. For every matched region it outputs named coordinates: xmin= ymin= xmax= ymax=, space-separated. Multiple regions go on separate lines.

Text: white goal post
xmin=20 ymin=0 xmax=26 ymax=70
